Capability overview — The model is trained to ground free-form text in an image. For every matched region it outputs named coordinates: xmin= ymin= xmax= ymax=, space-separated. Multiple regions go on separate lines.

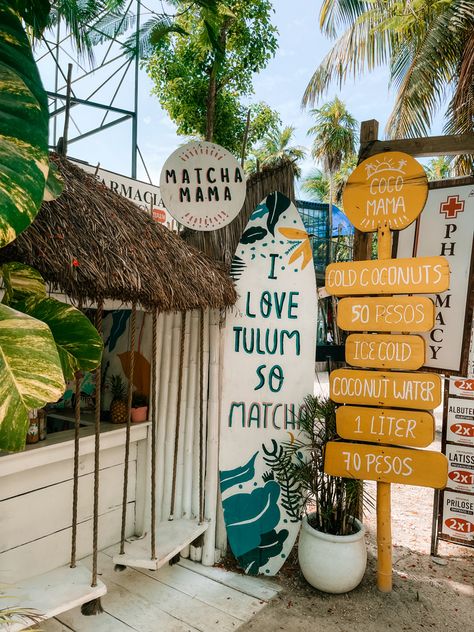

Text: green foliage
xmin=303 ymin=0 xmax=474 ymax=170
xmin=307 ymin=97 xmax=358 ymax=175
xmin=271 ymin=395 xmax=372 ymax=536
xmin=0 ymin=4 xmax=50 ymax=249
xmin=0 ymin=303 xmax=65 ymax=452
xmin=2 ymin=263 xmax=103 ymax=382
xmin=146 ymin=0 xmax=278 ymax=154
xmin=247 ymin=124 xmax=307 ymax=176
xmin=425 ymin=156 xmax=453 ymax=181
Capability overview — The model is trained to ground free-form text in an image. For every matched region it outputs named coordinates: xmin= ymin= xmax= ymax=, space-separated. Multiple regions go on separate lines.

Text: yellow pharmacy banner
xmin=345 ymin=334 xmax=426 ymax=370
xmin=336 ymin=405 xmax=435 ymax=447
xmin=324 ymin=441 xmax=447 ymax=488
xmin=338 ymin=297 xmax=435 ymax=333
xmin=325 ymin=256 xmax=450 ymax=296
xmin=330 ymin=368 xmax=442 ymax=410
xmin=342 ymin=151 xmax=428 ymax=232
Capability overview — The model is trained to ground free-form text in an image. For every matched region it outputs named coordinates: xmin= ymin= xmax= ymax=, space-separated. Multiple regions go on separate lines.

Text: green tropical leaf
xmin=12 ymin=0 xmax=51 ymax=35
xmin=43 ymin=161 xmax=64 ymax=202
xmin=0 ymin=304 xmax=65 ymax=452
xmin=2 ymin=262 xmax=46 ymax=302
xmin=0 ymin=5 xmax=49 ymax=248
xmin=2 ymin=263 xmax=103 ymax=381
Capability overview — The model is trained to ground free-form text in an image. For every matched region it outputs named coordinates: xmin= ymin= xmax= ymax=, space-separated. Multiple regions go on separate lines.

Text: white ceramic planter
xmin=298 ymin=513 xmax=367 ymax=593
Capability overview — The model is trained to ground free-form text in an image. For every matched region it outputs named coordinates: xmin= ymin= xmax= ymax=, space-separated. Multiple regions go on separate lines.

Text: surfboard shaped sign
xmin=219 ymin=192 xmax=317 ymax=576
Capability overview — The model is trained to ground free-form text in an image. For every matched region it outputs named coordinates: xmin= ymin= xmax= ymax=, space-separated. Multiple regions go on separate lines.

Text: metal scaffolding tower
xmin=35 ymin=0 xmax=147 ymax=179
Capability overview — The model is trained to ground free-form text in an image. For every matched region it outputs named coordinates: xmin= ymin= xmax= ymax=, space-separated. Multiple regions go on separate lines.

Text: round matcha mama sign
xmin=159 ymin=141 xmax=246 ymax=231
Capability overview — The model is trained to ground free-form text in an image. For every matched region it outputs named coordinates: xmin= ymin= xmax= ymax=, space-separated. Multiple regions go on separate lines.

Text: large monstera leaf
xmin=0 ymin=304 xmax=65 ymax=451
xmin=2 ymin=263 xmax=104 ymax=381
xmin=0 ymin=4 xmax=50 ymax=248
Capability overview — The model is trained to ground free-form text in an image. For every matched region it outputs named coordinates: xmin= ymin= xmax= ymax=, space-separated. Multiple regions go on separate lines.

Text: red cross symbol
xmin=440 ymin=195 xmax=465 ymax=219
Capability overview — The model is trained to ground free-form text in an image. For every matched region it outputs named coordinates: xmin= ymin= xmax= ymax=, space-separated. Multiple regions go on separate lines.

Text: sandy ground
xmin=237 ymin=372 xmax=474 ymax=632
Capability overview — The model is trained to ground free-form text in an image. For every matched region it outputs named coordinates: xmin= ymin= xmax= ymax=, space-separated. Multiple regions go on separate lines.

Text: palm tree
xmin=425 ymin=157 xmax=452 ymax=181
xmin=251 ymin=125 xmax=307 ymax=177
xmin=302 ymin=0 xmax=474 ymax=173
xmin=307 ymin=97 xmax=357 ymax=262
xmin=302 ymin=168 xmax=330 ymax=202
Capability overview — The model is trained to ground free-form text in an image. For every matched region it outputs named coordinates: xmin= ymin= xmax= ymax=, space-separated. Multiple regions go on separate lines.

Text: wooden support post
xmin=377 ymin=481 xmax=392 ymax=592
xmin=354 ymin=120 xmax=379 ymax=261
xmin=377 ymin=220 xmax=393 ymax=592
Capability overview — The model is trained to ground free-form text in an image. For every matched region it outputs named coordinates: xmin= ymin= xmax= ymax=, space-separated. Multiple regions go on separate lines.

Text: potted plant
xmin=273 ymin=394 xmax=369 ymax=593
xmin=131 ymin=392 xmax=148 ymax=423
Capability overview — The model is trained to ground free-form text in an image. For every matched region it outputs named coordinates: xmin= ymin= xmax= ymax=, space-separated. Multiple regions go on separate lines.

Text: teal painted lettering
xmin=269 ymin=365 xmax=284 ymax=393
xmin=268 ymin=254 xmax=279 ymax=280
xmin=274 ymin=292 xmax=286 ymax=319
xmin=233 ymin=326 xmax=243 ymax=352
xmin=262 ymin=403 xmax=272 ymax=428
xmin=234 ymin=168 xmax=243 ymax=183
xmin=288 ymin=292 xmax=299 ymax=319
xmin=280 ymin=330 xmax=300 ymax=355
xmin=285 ymin=404 xmax=296 ymax=429
xmin=245 ymin=292 xmax=256 ymax=318
xmin=265 ymin=328 xmax=278 ymax=354
xmin=256 ymin=329 xmax=265 ymax=354
xmin=261 ymin=291 xmax=272 ymax=318
xmin=224 ymin=186 xmax=232 ymax=201
xmin=181 ymin=169 xmax=190 ymax=184
xmin=243 ymin=328 xmax=255 ymax=353
xmin=254 ymin=365 xmax=266 ymax=391
xmin=196 ymin=186 xmax=204 ymax=202
xmin=247 ymin=403 xmax=261 ymax=428
xmin=229 ymin=402 xmax=245 ymax=428
xmin=272 ymin=403 xmax=282 ymax=429
xmin=179 ymin=187 xmax=191 ymax=203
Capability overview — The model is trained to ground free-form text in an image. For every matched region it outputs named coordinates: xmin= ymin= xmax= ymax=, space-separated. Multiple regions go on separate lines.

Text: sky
xmin=35 ymin=1 xmax=445 ymax=194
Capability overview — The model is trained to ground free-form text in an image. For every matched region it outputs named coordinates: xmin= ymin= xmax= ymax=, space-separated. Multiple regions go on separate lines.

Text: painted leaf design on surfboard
xmin=222 ymin=480 xmax=281 ymax=557
xmin=250 ymin=203 xmax=269 ymax=220
xmin=241 ymin=226 xmax=267 ymax=244
xmin=237 ymin=528 xmax=289 ymax=575
xmin=266 ymin=192 xmax=291 ymax=236
xmin=220 ymin=451 xmax=258 ymax=493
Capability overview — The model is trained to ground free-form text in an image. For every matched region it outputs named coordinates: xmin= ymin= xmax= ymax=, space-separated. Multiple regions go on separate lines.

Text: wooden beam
xmin=360 ymin=132 xmax=474 ymax=158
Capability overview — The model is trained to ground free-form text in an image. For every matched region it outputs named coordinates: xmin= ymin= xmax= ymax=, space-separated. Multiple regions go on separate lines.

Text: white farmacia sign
xmin=159 ymin=141 xmax=246 ymax=231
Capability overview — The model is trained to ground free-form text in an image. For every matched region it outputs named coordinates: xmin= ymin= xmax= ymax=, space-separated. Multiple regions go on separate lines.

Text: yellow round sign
xmin=342 ymin=151 xmax=428 ymax=232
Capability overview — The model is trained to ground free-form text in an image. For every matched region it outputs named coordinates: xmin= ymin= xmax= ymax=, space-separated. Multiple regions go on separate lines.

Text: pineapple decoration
xmin=108 ymin=375 xmax=128 ymax=424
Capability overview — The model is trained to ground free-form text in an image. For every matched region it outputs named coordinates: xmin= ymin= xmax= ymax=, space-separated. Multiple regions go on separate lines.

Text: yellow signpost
xmin=336 ymin=406 xmax=435 ymax=447
xmin=326 ymin=256 xmax=450 ymax=296
xmin=325 ymin=442 xmax=448 ymax=488
xmin=337 ymin=297 xmax=435 ymax=333
xmin=324 ymin=151 xmax=448 ymax=592
xmin=330 ymin=368 xmax=442 ymax=409
xmin=342 ymin=151 xmax=428 ymax=232
xmin=345 ymin=334 xmax=426 ymax=370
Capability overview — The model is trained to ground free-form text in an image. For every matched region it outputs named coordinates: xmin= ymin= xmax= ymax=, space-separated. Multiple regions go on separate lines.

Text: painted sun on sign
xmin=342 ymin=151 xmax=428 ymax=232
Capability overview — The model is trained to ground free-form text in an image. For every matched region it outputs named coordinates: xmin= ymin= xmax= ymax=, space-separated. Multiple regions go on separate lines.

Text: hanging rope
xmin=169 ymin=311 xmax=186 ymax=520
xmin=82 ymin=299 xmax=104 ymax=616
xmin=198 ymin=308 xmax=205 ymax=525
xmin=119 ymin=303 xmax=137 ymax=554
xmin=70 ymin=299 xmax=83 ymax=569
xmin=70 ymin=371 xmax=81 ymax=568
xmin=150 ymin=310 xmax=158 ymax=560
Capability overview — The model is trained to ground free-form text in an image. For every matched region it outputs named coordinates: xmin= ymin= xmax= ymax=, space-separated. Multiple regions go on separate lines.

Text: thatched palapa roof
xmin=0 ymin=154 xmax=236 ymax=311
xmin=183 ymin=161 xmax=295 ymax=267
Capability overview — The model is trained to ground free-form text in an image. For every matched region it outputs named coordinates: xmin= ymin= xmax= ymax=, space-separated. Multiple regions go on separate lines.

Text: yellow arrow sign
xmin=345 ymin=334 xmax=426 ymax=370
xmin=336 ymin=405 xmax=435 ymax=447
xmin=324 ymin=441 xmax=447 ymax=488
xmin=338 ymin=297 xmax=435 ymax=333
xmin=330 ymin=368 xmax=442 ymax=410
xmin=325 ymin=256 xmax=449 ymax=296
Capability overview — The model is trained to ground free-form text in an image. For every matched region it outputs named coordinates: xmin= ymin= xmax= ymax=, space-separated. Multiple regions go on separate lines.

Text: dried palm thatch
xmin=0 ymin=154 xmax=236 ymax=311
xmin=183 ymin=160 xmax=295 ymax=267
